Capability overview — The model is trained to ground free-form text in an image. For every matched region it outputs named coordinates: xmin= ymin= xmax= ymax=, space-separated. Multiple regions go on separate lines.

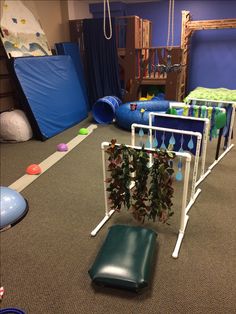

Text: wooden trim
xmin=141 ymin=78 xmax=166 ymax=85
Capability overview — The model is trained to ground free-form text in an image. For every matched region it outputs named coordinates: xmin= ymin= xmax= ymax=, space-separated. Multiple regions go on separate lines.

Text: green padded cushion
xmin=88 ymin=224 xmax=157 ymax=292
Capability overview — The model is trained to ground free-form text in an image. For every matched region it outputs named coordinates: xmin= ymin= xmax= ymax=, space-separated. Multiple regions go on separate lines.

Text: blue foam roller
xmin=115 ymin=100 xmax=170 ymax=130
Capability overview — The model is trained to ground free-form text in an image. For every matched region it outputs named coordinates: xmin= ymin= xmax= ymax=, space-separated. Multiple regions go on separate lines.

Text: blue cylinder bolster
xmin=115 ymin=100 xmax=170 ymax=130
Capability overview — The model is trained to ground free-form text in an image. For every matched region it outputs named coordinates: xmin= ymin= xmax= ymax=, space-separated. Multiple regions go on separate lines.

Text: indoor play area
xmin=0 ymin=1 xmax=236 ymax=313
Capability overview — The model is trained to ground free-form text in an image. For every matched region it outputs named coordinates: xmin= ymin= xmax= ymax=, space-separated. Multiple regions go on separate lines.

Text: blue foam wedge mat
xmin=13 ymin=55 xmax=88 ymax=140
xmin=55 ymin=42 xmax=89 ymax=110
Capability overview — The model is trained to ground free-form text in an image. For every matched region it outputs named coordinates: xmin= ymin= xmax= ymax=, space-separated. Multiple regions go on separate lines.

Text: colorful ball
xmin=26 ymin=164 xmax=41 ymax=175
xmin=0 ymin=186 xmax=28 ymax=230
xmin=57 ymin=143 xmax=68 ymax=152
xmin=79 ymin=128 xmax=89 ymax=135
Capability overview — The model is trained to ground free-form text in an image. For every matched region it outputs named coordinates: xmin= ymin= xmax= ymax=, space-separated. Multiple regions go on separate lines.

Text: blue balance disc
xmin=0 ymin=187 xmax=28 ymax=230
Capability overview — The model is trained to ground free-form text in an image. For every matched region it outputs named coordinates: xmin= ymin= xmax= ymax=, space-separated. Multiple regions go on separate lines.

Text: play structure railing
xmin=91 ymin=141 xmax=192 ymax=259
xmin=135 ymin=47 xmax=168 ymax=80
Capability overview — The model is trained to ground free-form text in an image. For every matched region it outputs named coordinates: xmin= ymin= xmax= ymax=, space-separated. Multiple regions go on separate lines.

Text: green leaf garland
xmin=105 ymin=140 xmax=176 ymax=224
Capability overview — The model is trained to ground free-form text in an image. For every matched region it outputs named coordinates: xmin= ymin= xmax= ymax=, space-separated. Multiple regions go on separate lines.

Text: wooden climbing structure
xmin=116 ymin=16 xmax=182 ymax=102
xmin=179 ymin=10 xmax=236 ymax=101
xmin=69 ymin=16 xmax=183 ymax=103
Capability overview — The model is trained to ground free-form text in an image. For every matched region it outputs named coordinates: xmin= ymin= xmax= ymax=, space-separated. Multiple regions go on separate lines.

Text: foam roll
xmin=115 ymin=100 xmax=170 ymax=130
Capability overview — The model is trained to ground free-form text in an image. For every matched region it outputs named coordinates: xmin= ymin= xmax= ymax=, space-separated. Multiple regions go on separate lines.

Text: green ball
xmin=79 ymin=128 xmax=89 ymax=135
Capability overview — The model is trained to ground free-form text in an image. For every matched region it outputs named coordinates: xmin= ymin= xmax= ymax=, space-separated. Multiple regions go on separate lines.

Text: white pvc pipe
xmin=200 ymin=119 xmax=210 ymax=177
xmin=195 ymin=169 xmax=211 ymax=187
xmin=91 ymin=209 xmax=115 ymax=237
xmin=132 ymin=123 xmax=201 ymax=137
xmin=131 ymin=123 xmax=202 ymax=199
xmin=170 ymin=102 xmax=226 ymax=113
xmin=186 ymin=99 xmax=236 ymax=149
xmin=92 ymin=141 xmax=192 ymax=247
xmin=190 ymin=135 xmax=201 ymax=200
xmin=172 ymin=155 xmax=191 ymax=259
xmin=227 ymin=103 xmax=235 ymax=147
xmin=101 ymin=144 xmax=109 ymax=216
xmin=179 ymin=154 xmax=191 ymax=232
xmin=187 ymin=98 xmax=235 ymax=105
xmin=208 ymin=144 xmax=234 ymax=170
xmin=148 ymin=112 xmax=209 ymax=181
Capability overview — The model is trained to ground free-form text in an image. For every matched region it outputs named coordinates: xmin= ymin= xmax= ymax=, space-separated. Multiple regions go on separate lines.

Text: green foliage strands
xmin=105 ymin=140 xmax=134 ymax=211
xmin=105 ymin=140 xmax=176 ymax=224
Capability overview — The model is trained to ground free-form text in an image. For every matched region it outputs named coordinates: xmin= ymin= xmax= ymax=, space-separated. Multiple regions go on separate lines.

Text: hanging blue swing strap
xmin=209 ymin=107 xmax=216 ymax=141
xmin=215 ymin=127 xmax=224 ymax=160
xmin=188 ymin=104 xmax=194 ymax=117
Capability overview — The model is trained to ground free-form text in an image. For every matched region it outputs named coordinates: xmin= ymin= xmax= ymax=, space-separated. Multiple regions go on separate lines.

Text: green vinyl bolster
xmin=88 ymin=225 xmax=157 ymax=292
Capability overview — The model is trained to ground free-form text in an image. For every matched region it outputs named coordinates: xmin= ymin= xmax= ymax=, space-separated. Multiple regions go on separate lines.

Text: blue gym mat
xmin=13 ymin=55 xmax=88 ymax=140
xmin=55 ymin=42 xmax=89 ymax=111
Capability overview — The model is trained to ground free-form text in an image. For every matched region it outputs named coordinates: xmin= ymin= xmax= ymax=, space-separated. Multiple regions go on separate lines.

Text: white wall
xmin=68 ymin=0 xmax=92 ymax=20
xmin=19 ymin=0 xmax=70 ymax=48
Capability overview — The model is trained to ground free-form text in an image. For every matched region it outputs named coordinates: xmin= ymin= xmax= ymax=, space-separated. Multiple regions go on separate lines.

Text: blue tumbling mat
xmin=13 ymin=55 xmax=88 ymax=140
xmin=153 ymin=115 xmax=206 ymax=156
xmin=55 ymin=42 xmax=89 ymax=111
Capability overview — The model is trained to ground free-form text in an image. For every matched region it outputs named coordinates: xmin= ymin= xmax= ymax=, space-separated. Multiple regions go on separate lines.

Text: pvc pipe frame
xmin=148 ymin=112 xmax=210 ymax=187
xmin=131 ymin=123 xmax=202 ymax=201
xmin=185 ymin=100 xmax=236 ymax=171
xmin=91 ymin=141 xmax=192 ymax=259
xmin=169 ymin=102 xmax=226 ymax=114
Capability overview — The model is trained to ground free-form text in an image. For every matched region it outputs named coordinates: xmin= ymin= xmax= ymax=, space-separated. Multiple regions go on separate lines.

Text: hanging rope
xmin=167 ymin=0 xmax=175 ymax=49
xmin=166 ymin=0 xmax=171 ymax=48
xmin=171 ymin=0 xmax=175 ymax=47
xmin=103 ymin=0 xmax=112 ymax=40
xmin=152 ymin=0 xmax=181 ymax=74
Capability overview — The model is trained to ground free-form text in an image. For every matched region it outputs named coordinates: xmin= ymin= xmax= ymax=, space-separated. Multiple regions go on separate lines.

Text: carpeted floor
xmin=0 ymin=116 xmax=236 ymax=314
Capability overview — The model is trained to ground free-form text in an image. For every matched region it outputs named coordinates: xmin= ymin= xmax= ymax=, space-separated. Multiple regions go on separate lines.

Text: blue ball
xmin=0 ymin=186 xmax=28 ymax=230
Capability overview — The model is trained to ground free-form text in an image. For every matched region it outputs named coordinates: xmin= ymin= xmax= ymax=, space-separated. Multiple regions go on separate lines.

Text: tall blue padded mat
xmin=55 ymin=42 xmax=89 ymax=111
xmin=13 ymin=55 xmax=88 ymax=140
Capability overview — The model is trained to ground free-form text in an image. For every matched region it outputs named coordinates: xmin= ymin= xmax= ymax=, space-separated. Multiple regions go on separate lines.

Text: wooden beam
xmin=178 ymin=11 xmax=236 ymax=101
xmin=188 ymin=19 xmax=236 ymax=31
